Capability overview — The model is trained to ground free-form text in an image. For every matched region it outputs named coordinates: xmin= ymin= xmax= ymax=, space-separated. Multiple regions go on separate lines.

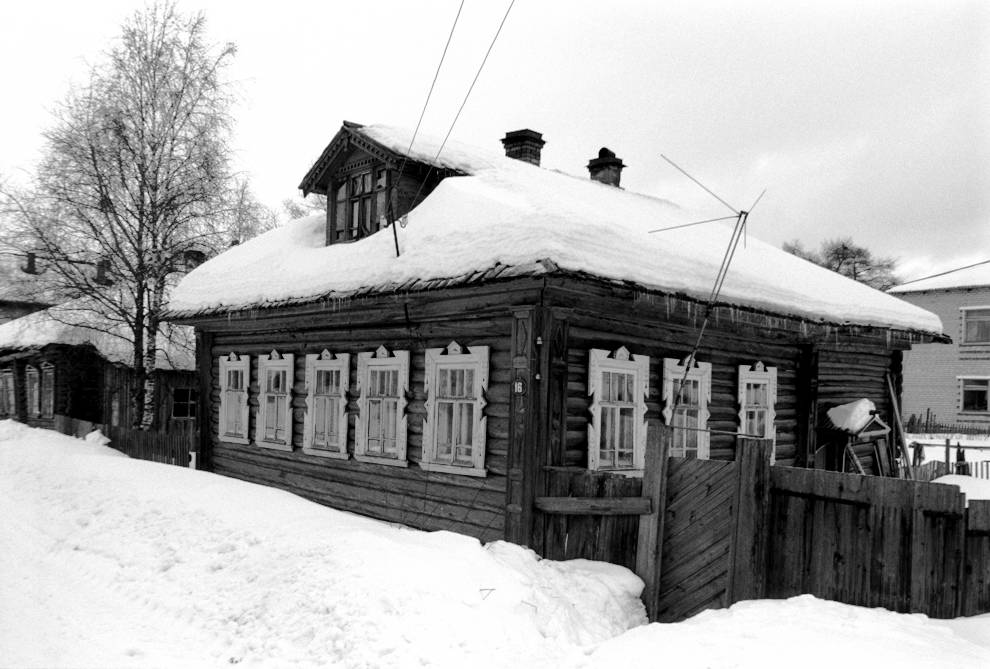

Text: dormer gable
xmin=299 ymin=121 xmax=462 ymax=246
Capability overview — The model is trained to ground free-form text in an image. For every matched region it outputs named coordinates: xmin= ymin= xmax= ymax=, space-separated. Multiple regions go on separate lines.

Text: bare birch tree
xmin=0 ymin=3 xmax=272 ymax=427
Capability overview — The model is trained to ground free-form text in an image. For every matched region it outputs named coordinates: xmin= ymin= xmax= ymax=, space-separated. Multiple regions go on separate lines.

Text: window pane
xmin=964 ymin=310 xmax=990 ymax=343
xmin=963 ymin=380 xmax=989 ymax=411
xmin=438 ymin=402 xmax=453 ymax=460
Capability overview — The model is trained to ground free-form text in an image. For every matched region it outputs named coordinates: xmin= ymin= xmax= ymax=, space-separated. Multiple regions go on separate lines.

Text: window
xmin=961 ymin=378 xmax=989 ymax=412
xmin=172 ymin=387 xmax=198 ymax=419
xmin=962 ymin=308 xmax=990 ymax=344
xmin=40 ymin=363 xmax=54 ymax=418
xmin=330 ymin=167 xmax=390 ymax=243
xmin=257 ymin=350 xmax=294 ymax=450
xmin=25 ymin=365 xmax=40 ymax=417
xmin=355 ymin=346 xmax=409 ymax=466
xmin=0 ymin=369 xmax=14 ymax=416
xmin=662 ymin=356 xmax=712 ymax=459
xmin=110 ymin=389 xmax=122 ymax=426
xmin=422 ymin=342 xmax=489 ymax=477
xmin=587 ymin=347 xmax=650 ymax=472
xmin=738 ymin=362 xmax=778 ymax=462
xmin=303 ymin=350 xmax=350 ymax=458
xmin=218 ymin=353 xmax=250 ymax=444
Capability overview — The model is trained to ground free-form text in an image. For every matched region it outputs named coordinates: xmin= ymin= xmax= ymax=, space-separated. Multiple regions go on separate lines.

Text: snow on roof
xmin=889 ymin=260 xmax=990 ymax=294
xmin=0 ymin=300 xmax=194 ymax=371
xmin=167 ymin=124 xmax=943 ymax=335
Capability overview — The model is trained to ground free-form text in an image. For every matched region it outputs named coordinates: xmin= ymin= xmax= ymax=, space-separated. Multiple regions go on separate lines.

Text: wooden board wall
xmin=206 ymin=316 xmax=515 ymax=543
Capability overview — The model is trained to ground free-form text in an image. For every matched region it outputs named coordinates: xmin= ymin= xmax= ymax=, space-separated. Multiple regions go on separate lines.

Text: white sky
xmin=1 ymin=0 xmax=987 ymax=280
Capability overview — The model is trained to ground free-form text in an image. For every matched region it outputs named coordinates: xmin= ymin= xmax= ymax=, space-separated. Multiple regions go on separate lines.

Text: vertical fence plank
xmin=636 ymin=421 xmax=670 ymax=621
xmin=727 ymin=438 xmax=772 ymax=604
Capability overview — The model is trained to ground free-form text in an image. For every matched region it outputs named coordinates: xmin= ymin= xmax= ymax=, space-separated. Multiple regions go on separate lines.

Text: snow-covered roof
xmin=0 ymin=300 xmax=195 ymax=372
xmin=889 ymin=260 xmax=990 ymax=294
xmin=167 ymin=124 xmax=943 ymax=336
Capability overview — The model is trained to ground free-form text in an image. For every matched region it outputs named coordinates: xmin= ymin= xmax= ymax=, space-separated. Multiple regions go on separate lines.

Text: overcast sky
xmin=1 ymin=0 xmax=987 ymax=280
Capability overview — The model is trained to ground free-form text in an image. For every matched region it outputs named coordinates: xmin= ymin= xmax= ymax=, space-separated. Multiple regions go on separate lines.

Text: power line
xmin=895 ymin=258 xmax=990 ymax=288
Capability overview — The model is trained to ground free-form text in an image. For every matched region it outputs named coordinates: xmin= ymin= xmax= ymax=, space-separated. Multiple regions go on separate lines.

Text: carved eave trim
xmin=300 ymin=123 xmax=419 ymax=195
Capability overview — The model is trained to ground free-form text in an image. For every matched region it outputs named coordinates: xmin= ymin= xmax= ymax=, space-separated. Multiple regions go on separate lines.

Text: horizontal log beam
xmin=534 ymin=495 xmax=652 ymax=516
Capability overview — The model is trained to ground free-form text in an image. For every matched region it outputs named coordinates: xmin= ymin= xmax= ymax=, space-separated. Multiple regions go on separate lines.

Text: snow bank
xmin=0 ymin=420 xmax=641 ymax=668
xmin=933 ymin=475 xmax=990 ymax=503
xmin=826 ymin=398 xmax=877 ymax=433
xmin=167 ymin=124 xmax=942 ymax=336
xmin=587 ymin=595 xmax=990 ymax=669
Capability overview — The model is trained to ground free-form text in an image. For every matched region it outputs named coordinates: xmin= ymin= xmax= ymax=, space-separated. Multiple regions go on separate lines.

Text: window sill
xmin=354 ymin=453 xmax=408 ymax=468
xmin=219 ymin=434 xmax=250 ymax=445
xmin=302 ymin=446 xmax=350 ymax=460
xmin=418 ymin=461 xmax=487 ymax=477
xmin=255 ymin=440 xmax=293 ymax=452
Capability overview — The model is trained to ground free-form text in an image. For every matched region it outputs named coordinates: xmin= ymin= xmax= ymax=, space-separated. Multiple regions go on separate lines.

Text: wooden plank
xmin=534 ymin=496 xmax=652 ymax=515
xmin=635 ymin=422 xmax=670 ymax=621
xmin=967 ymin=499 xmax=990 ymax=534
xmin=727 ymin=438 xmax=771 ymax=604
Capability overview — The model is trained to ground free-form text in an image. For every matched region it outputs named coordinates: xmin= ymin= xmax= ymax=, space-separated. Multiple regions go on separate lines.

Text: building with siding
xmin=163 ymin=122 xmax=944 ymax=548
xmin=890 ymin=262 xmax=990 ymax=429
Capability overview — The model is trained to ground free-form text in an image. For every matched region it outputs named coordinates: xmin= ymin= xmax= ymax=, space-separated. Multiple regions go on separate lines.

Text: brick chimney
xmin=587 ymin=147 xmax=625 ymax=187
xmin=501 ymin=129 xmax=545 ymax=166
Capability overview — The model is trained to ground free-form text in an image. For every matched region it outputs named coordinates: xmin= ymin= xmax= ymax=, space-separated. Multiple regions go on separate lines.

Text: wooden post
xmin=945 ymin=438 xmax=951 ymax=470
xmin=885 ymin=373 xmax=914 ymax=479
xmin=727 ymin=437 xmax=772 ymax=604
xmin=505 ymin=308 xmax=538 ymax=547
xmin=636 ymin=421 xmax=670 ymax=621
xmin=194 ymin=329 xmax=213 ymax=471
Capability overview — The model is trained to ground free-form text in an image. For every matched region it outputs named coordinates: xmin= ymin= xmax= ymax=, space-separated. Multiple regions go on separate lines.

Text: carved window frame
xmin=40 ymin=362 xmax=54 ymax=419
xmin=738 ymin=361 xmax=778 ymax=462
xmin=587 ymin=347 xmax=650 ymax=474
xmin=330 ymin=163 xmax=390 ymax=244
xmin=256 ymin=350 xmax=294 ymax=451
xmin=355 ymin=346 xmax=409 ymax=467
xmin=0 ymin=368 xmax=14 ymax=416
xmin=422 ymin=342 xmax=489 ymax=477
xmin=218 ymin=353 xmax=250 ymax=444
xmin=25 ymin=364 xmax=40 ymax=417
xmin=662 ymin=356 xmax=713 ymax=459
xmin=303 ymin=350 xmax=351 ymax=459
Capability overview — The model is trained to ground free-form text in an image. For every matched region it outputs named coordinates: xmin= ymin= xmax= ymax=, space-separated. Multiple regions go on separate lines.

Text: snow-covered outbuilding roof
xmin=0 ymin=300 xmax=195 ymax=372
xmin=166 ymin=123 xmax=943 ymax=337
xmin=889 ymin=260 xmax=990 ymax=294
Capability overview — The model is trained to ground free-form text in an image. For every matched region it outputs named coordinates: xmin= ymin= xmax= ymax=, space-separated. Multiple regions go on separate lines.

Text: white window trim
xmin=738 ymin=361 xmax=778 ymax=463
xmin=961 ymin=306 xmax=990 ymax=344
xmin=662 ymin=356 xmax=713 ymax=459
xmin=218 ymin=352 xmax=251 ymax=444
xmin=303 ymin=350 xmax=350 ymax=459
xmin=355 ymin=346 xmax=409 ymax=467
xmin=959 ymin=376 xmax=990 ymax=413
xmin=25 ymin=364 xmax=40 ymax=417
xmin=422 ymin=342 xmax=489 ymax=477
xmin=40 ymin=362 xmax=54 ymax=418
xmin=587 ymin=346 xmax=650 ymax=475
xmin=256 ymin=350 xmax=295 ymax=451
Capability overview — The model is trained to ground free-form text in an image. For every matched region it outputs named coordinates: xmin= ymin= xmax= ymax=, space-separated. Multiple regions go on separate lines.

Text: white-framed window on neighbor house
xmin=587 ymin=347 xmax=650 ymax=473
xmin=303 ymin=350 xmax=350 ymax=458
xmin=40 ymin=363 xmax=54 ymax=419
xmin=738 ymin=361 xmax=778 ymax=462
xmin=0 ymin=368 xmax=14 ymax=416
xmin=256 ymin=350 xmax=294 ymax=450
xmin=218 ymin=353 xmax=250 ymax=444
xmin=422 ymin=342 xmax=489 ymax=477
xmin=961 ymin=307 xmax=990 ymax=344
xmin=355 ymin=346 xmax=409 ymax=466
xmin=961 ymin=377 xmax=990 ymax=413
xmin=663 ymin=356 xmax=712 ymax=459
xmin=25 ymin=365 xmax=40 ymax=417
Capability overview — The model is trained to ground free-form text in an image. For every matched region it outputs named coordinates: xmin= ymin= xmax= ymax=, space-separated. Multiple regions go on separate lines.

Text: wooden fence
xmin=534 ymin=422 xmax=990 ymax=622
xmin=105 ymin=424 xmax=195 ymax=467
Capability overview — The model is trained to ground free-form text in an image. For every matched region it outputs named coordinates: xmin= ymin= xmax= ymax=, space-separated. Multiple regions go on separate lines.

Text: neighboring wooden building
xmin=164 ymin=122 xmax=945 ymax=546
xmin=0 ymin=302 xmax=197 ymax=432
xmin=890 ymin=262 xmax=990 ymax=428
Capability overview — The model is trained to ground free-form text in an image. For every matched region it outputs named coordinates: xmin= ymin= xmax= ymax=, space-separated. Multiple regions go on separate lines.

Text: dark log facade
xmin=174 ymin=272 xmax=927 ymax=550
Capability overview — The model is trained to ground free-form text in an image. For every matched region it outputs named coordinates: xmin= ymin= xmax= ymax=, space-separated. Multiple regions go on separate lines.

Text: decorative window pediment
xmin=422 ymin=342 xmax=489 ymax=477
xmin=588 ymin=347 xmax=650 ymax=473
xmin=219 ymin=353 xmax=250 ymax=444
xmin=355 ymin=347 xmax=409 ymax=467
xmin=738 ymin=361 xmax=778 ymax=462
xmin=256 ymin=351 xmax=295 ymax=451
xmin=303 ymin=351 xmax=350 ymax=459
xmin=662 ymin=356 xmax=712 ymax=459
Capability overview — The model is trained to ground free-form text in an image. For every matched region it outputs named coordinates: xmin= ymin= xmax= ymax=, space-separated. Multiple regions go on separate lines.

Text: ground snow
xmin=2 ymin=420 xmax=988 ymax=668
xmin=932 ymin=474 xmax=990 ymax=502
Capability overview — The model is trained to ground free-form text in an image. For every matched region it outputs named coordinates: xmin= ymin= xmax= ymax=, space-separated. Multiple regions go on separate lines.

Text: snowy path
xmin=2 ymin=420 xmax=988 ymax=668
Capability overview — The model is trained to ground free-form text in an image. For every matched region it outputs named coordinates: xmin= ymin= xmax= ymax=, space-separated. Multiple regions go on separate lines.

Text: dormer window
xmin=330 ymin=166 xmax=389 ymax=243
